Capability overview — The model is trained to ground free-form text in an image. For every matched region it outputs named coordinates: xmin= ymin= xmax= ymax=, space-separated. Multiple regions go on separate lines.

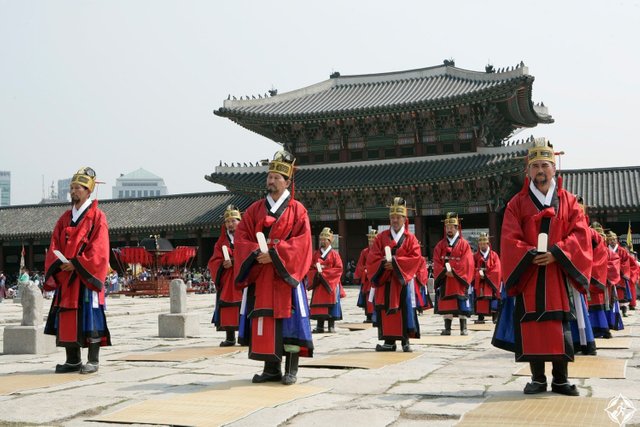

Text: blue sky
xmin=1 ymin=0 xmax=638 ymax=205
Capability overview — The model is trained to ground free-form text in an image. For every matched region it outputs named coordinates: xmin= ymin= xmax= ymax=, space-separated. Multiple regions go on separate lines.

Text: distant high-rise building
xmin=112 ymin=168 xmax=168 ymax=199
xmin=58 ymin=178 xmax=71 ymax=202
xmin=0 ymin=171 xmax=10 ymax=206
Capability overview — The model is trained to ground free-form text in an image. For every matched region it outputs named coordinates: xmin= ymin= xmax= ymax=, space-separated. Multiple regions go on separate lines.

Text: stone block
xmin=3 ymin=326 xmax=57 ymax=354
xmin=170 ymin=279 xmax=187 ymax=314
xmin=158 ymin=313 xmax=199 ymax=338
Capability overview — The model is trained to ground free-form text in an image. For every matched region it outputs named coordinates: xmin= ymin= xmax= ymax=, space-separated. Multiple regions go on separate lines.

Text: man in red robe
xmin=234 ymin=150 xmax=313 ymax=385
xmin=307 ymin=227 xmax=344 ymax=333
xmin=497 ymin=138 xmax=592 ymax=397
xmin=605 ymin=231 xmax=624 ymax=330
xmin=586 ymin=222 xmax=611 ymax=339
xmin=629 ymin=250 xmax=639 ymax=310
xmin=607 ymin=232 xmax=631 ymax=317
xmin=367 ymin=197 xmax=422 ymax=352
xmin=433 ymin=212 xmax=475 ymax=335
xmin=473 ymin=232 xmax=502 ymax=324
xmin=355 ymin=230 xmax=377 ymax=323
xmin=208 ymin=205 xmax=243 ymax=346
xmin=43 ymin=167 xmax=111 ymax=374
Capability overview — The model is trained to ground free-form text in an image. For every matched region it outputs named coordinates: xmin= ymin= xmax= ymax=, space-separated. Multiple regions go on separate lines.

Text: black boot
xmin=401 ymin=338 xmax=412 ymax=353
xmin=375 ymin=339 xmax=397 ymax=352
xmin=313 ymin=320 xmax=325 ymax=333
xmin=282 ymin=352 xmax=299 ymax=385
xmin=460 ymin=318 xmax=468 ymax=336
xmin=80 ymin=342 xmax=100 ymax=374
xmin=441 ymin=318 xmax=452 ymax=335
xmin=551 ymin=360 xmax=579 ymax=396
xmin=364 ymin=314 xmax=373 ymax=323
xmin=328 ymin=319 xmax=336 ymax=333
xmin=55 ymin=346 xmax=82 ymax=373
xmin=474 ymin=314 xmax=485 ymax=324
xmin=220 ymin=330 xmax=236 ymax=347
xmin=524 ymin=361 xmax=548 ymax=394
xmin=621 ymin=305 xmax=628 ymax=317
xmin=492 ymin=312 xmax=498 ymax=324
xmin=252 ymin=361 xmax=282 ymax=383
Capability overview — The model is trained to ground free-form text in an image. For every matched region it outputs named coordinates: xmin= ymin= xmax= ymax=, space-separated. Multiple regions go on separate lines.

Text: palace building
xmin=1 ymin=62 xmax=638 ymax=273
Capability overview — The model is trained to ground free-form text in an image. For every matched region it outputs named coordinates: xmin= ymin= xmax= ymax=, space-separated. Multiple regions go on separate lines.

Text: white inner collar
xmin=71 ymin=199 xmax=92 ymax=223
xmin=390 ymin=226 xmax=404 ymax=243
xmin=266 ymin=189 xmax=290 ymax=214
xmin=529 ymin=177 xmax=556 ymax=207
xmin=447 ymin=231 xmax=460 ymax=246
xmin=321 ymin=245 xmax=332 ymax=257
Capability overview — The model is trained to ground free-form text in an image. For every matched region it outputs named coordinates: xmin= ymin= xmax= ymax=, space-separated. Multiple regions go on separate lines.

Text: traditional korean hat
xmin=367 ymin=229 xmax=378 ymax=241
xmin=528 ymin=137 xmax=555 ymax=165
xmin=606 ymin=230 xmax=618 ymax=240
xmin=389 ymin=197 xmax=407 ymax=217
xmin=268 ymin=150 xmax=296 ymax=179
xmin=223 ymin=205 xmax=241 ymax=221
xmin=477 ymin=232 xmax=490 ymax=244
xmin=71 ymin=166 xmax=96 ymax=192
xmin=442 ymin=212 xmax=461 ymax=226
xmin=319 ymin=227 xmax=334 ymax=241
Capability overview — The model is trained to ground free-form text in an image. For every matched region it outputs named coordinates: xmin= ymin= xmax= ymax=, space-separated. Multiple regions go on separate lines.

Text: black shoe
xmin=629 ymin=306 xmax=636 ymax=311
xmin=474 ymin=319 xmax=485 ymax=324
xmin=603 ymin=331 xmax=613 ymax=339
xmin=460 ymin=329 xmax=468 ymax=336
xmin=252 ymin=371 xmax=282 ymax=383
xmin=402 ymin=343 xmax=412 ymax=353
xmin=440 ymin=329 xmax=451 ymax=336
xmin=312 ymin=328 xmax=325 ymax=334
xmin=375 ymin=343 xmax=396 ymax=352
xmin=55 ymin=362 xmax=82 ymax=374
xmin=282 ymin=373 xmax=297 ymax=385
xmin=80 ymin=362 xmax=99 ymax=375
xmin=220 ymin=339 xmax=236 ymax=347
xmin=551 ymin=382 xmax=579 ymax=396
xmin=523 ymin=381 xmax=547 ymax=394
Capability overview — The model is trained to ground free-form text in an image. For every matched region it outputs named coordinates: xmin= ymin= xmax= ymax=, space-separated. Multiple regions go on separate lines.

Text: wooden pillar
xmin=414 ymin=212 xmax=424 ymax=255
xmin=488 ymin=210 xmax=501 ymax=254
xmin=0 ymin=241 xmax=4 ymax=271
xmin=196 ymin=230 xmax=203 ymax=268
xmin=336 ymin=201 xmax=347 ymax=257
xmin=27 ymin=238 xmax=34 ymax=271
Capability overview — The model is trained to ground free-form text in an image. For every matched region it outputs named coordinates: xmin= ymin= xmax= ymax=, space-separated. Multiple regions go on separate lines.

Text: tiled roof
xmin=206 ymin=144 xmax=530 ymax=193
xmin=215 ymin=64 xmax=552 ymax=125
xmin=0 ymin=192 xmax=253 ymax=240
xmin=563 ymin=166 xmax=640 ymax=212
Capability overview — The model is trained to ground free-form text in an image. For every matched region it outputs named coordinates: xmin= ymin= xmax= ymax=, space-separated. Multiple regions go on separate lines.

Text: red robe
xmin=354 ymin=247 xmax=374 ymax=315
xmin=607 ymin=247 xmax=621 ymax=303
xmin=307 ymin=248 xmax=343 ymax=319
xmin=473 ymin=249 xmax=502 ymax=315
xmin=587 ymin=229 xmax=608 ymax=309
xmin=208 ymin=230 xmax=243 ymax=330
xmin=629 ymin=256 xmax=638 ymax=308
xmin=612 ymin=245 xmax=631 ymax=302
xmin=43 ymin=201 xmax=111 ymax=347
xmin=234 ymin=196 xmax=313 ymax=361
xmin=500 ymin=179 xmax=592 ymax=362
xmin=432 ymin=235 xmax=475 ymax=315
xmin=367 ymin=228 xmax=422 ymax=339
xmin=414 ymin=257 xmax=432 ymax=309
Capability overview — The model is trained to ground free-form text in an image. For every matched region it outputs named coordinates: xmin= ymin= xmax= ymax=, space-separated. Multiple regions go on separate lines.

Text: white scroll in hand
xmin=256 ymin=232 xmax=268 ymax=254
xmin=445 ymin=262 xmax=452 ymax=273
xmin=316 ymin=262 xmax=323 ymax=273
xmin=384 ymin=246 xmax=392 ymax=262
xmin=537 ymin=233 xmax=548 ymax=253
xmin=479 ymin=269 xmax=485 ymax=278
xmin=53 ymin=250 xmax=69 ymax=263
xmin=222 ymin=245 xmax=230 ymax=261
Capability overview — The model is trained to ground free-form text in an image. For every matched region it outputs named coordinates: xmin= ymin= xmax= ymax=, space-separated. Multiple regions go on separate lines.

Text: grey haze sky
xmin=1 ymin=0 xmax=638 ymax=206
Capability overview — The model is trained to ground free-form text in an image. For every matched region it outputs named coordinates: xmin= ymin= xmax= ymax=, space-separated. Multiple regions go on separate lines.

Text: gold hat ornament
xmin=223 ymin=205 xmax=241 ymax=221
xmin=606 ymin=231 xmax=618 ymax=240
xmin=71 ymin=167 xmax=96 ymax=192
xmin=477 ymin=232 xmax=490 ymax=244
xmin=268 ymin=150 xmax=296 ymax=179
xmin=528 ymin=137 xmax=555 ymax=165
xmin=442 ymin=212 xmax=460 ymax=226
xmin=319 ymin=227 xmax=334 ymax=241
xmin=389 ymin=197 xmax=407 ymax=217
xmin=367 ymin=229 xmax=378 ymax=241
